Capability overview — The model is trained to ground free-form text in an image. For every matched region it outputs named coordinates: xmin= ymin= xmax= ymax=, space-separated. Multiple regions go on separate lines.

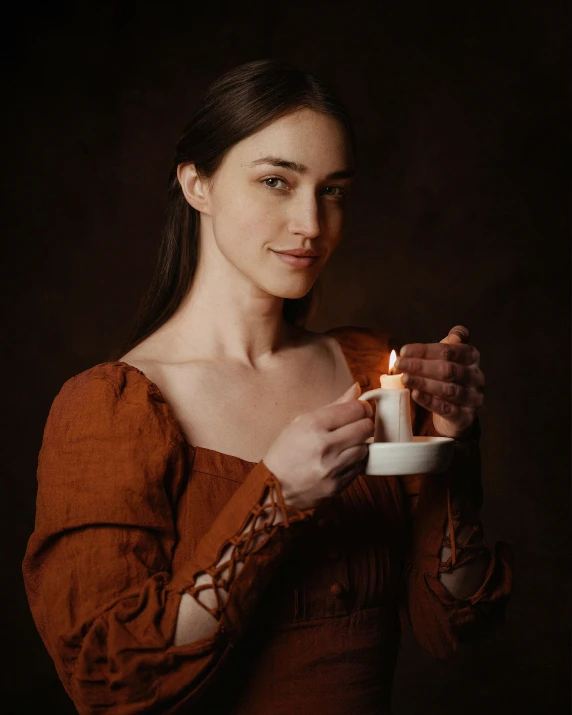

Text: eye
xmin=322 ymin=185 xmax=347 ymax=198
xmin=262 ymin=177 xmax=288 ymax=190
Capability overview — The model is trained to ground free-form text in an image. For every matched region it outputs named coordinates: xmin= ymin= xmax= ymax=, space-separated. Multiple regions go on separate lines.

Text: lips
xmin=274 ymin=249 xmax=320 ymax=257
xmin=271 ymin=250 xmax=320 ymax=269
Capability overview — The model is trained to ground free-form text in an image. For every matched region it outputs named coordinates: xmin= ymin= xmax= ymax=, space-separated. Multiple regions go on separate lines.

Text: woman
xmin=23 ymin=59 xmax=512 ymax=714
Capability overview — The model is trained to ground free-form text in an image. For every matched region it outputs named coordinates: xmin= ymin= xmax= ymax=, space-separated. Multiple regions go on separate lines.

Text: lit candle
xmin=375 ymin=349 xmax=413 ymax=442
xmin=380 ymin=350 xmax=405 ymax=390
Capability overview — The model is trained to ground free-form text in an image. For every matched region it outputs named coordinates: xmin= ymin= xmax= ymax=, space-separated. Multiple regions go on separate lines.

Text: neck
xmin=158 ymin=241 xmax=297 ymax=367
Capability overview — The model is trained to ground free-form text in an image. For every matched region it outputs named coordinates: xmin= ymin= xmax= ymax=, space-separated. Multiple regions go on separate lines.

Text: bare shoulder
xmin=287 ymin=325 xmax=350 ymax=380
xmin=287 ymin=324 xmax=334 ymax=354
xmin=117 ymin=336 xmax=182 ymax=395
xmin=116 ymin=326 xmax=352 ymax=456
xmin=118 ymin=324 xmax=351 ymax=396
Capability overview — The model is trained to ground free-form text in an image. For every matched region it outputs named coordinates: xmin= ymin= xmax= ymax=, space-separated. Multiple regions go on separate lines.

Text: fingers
xmin=336 ymin=462 xmax=365 ymax=488
xmin=328 ymin=417 xmax=374 ymax=454
xmin=401 ymin=375 xmax=484 ymax=407
xmin=398 ymin=341 xmax=479 ymax=366
xmin=410 ymin=389 xmax=476 ymax=430
xmin=441 ymin=325 xmax=470 ymax=344
xmin=335 ymin=443 xmax=369 ymax=474
xmin=317 ymin=392 xmax=373 ymax=430
xmin=333 ymin=382 xmax=361 ymax=404
xmin=395 ymin=358 xmax=485 ymax=389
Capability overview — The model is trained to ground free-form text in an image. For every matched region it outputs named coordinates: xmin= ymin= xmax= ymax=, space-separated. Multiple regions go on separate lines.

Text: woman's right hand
xmin=263 ymin=383 xmax=374 ymax=510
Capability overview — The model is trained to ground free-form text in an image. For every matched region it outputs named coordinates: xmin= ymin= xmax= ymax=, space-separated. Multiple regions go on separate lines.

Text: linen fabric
xmin=23 ymin=326 xmax=513 ymax=714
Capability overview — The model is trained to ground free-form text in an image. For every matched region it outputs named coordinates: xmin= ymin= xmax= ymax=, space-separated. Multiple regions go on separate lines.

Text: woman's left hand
xmin=394 ymin=325 xmax=485 ymax=440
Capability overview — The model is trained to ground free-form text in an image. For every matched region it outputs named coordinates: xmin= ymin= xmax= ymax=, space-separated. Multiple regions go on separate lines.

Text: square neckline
xmin=113 ymin=333 xmax=360 ymax=467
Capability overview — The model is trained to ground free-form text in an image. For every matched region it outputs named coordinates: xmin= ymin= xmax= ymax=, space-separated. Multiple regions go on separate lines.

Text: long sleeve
xmin=399 ymin=406 xmax=513 ymax=658
xmin=324 ymin=324 xmax=513 ymax=658
xmin=22 ymin=364 xmax=315 ymax=714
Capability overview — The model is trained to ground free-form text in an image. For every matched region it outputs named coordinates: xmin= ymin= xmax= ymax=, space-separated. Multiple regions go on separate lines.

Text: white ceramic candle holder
xmin=359 ymin=387 xmax=454 ymax=476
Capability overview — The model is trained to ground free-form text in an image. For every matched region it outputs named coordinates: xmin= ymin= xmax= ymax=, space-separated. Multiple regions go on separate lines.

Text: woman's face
xmin=191 ymin=108 xmax=354 ymax=300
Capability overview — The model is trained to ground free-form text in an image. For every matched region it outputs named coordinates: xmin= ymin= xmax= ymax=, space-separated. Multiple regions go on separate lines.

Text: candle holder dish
xmin=359 ymin=387 xmax=455 ymax=476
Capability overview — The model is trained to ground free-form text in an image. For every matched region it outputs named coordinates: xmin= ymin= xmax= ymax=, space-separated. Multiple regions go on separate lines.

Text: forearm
xmin=405 ymin=410 xmax=512 ymax=657
xmin=438 ymin=505 xmax=491 ymax=600
xmin=174 ymin=486 xmax=285 ymax=645
xmin=425 ymin=414 xmax=491 ymax=599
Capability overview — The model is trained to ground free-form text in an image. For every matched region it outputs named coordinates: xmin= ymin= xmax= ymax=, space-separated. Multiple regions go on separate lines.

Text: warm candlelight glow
xmin=380 ymin=350 xmax=405 ymax=390
xmin=388 ymin=350 xmax=397 ymax=375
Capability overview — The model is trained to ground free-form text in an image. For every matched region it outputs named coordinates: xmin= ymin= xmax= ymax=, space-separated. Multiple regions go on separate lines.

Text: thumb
xmin=333 ymin=381 xmax=361 ymax=404
xmin=440 ymin=324 xmax=469 ymax=345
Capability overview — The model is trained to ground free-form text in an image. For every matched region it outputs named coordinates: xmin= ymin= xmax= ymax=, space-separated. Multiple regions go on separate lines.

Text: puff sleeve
xmin=400 ymin=407 xmax=513 ymax=658
xmin=325 ymin=325 xmax=513 ymax=659
xmin=22 ymin=364 xmax=314 ymax=714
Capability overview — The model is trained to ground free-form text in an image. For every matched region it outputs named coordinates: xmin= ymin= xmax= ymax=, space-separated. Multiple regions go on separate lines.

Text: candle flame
xmin=388 ymin=350 xmax=397 ymax=374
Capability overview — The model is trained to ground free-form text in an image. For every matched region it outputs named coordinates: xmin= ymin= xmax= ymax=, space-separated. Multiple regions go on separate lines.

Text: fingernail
xmin=345 ymin=382 xmax=359 ymax=395
xmin=399 ymin=346 xmax=410 ymax=357
xmin=450 ymin=325 xmax=469 ymax=341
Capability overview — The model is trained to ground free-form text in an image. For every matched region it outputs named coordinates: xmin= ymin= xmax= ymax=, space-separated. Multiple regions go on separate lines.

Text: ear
xmin=177 ymin=163 xmax=211 ymax=214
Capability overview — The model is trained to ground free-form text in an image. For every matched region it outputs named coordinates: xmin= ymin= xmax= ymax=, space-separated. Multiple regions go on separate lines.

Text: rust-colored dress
xmin=22 ymin=326 xmax=512 ymax=715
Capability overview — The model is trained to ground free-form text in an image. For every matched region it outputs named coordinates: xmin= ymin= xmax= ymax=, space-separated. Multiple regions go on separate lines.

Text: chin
xmin=243 ymin=257 xmax=322 ymax=300
xmin=265 ymin=274 xmax=317 ymax=300
xmin=280 ymin=287 xmax=313 ymax=300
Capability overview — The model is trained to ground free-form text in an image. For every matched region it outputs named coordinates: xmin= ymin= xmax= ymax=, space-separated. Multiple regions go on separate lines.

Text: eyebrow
xmin=247 ymin=156 xmax=354 ymax=180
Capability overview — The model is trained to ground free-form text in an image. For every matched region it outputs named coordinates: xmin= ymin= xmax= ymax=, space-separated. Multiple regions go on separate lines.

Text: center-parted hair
xmin=120 ymin=59 xmax=355 ymax=357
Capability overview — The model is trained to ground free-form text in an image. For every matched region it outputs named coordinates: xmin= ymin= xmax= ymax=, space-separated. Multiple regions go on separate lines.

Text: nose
xmin=288 ymin=192 xmax=321 ymax=239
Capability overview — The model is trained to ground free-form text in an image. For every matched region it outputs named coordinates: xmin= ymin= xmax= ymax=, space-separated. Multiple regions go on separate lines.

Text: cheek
xmin=212 ymin=189 xmax=284 ymax=253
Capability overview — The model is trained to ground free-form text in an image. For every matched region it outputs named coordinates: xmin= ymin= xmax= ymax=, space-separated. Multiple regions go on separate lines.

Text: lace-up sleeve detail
xmin=324 ymin=325 xmax=513 ymax=658
xmin=180 ymin=472 xmax=314 ymax=627
xmin=439 ymin=489 xmax=489 ymax=574
xmin=22 ymin=364 xmax=315 ymax=714
xmin=400 ymin=406 xmax=513 ymax=659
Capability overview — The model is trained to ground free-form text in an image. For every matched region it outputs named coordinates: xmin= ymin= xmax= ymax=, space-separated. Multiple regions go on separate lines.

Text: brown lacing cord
xmin=440 ymin=488 xmax=489 ymax=574
xmin=187 ymin=474 xmax=312 ymax=620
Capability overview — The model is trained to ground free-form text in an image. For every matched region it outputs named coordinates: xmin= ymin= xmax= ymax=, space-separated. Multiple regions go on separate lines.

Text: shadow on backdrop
xmin=3 ymin=1 xmax=569 ymax=713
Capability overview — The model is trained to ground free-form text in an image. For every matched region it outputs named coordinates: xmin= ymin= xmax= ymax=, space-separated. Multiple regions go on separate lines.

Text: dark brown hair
xmin=118 ymin=59 xmax=356 ymax=357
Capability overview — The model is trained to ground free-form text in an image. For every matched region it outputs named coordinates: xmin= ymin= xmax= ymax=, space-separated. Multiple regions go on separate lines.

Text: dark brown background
xmin=3 ymin=1 xmax=570 ymax=713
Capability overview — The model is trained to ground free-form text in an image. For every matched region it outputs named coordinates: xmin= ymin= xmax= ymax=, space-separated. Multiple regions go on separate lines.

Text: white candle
xmin=375 ymin=350 xmax=413 ymax=442
xmin=380 ymin=351 xmax=405 ymax=390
